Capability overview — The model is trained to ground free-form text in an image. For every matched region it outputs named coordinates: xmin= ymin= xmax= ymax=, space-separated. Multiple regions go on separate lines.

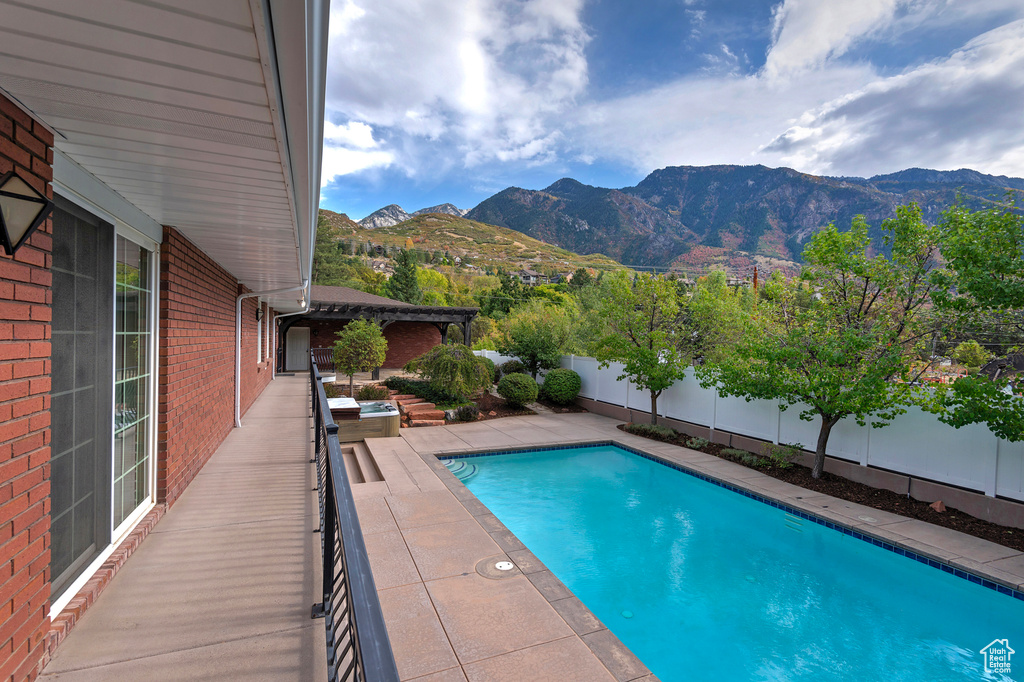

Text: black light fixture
xmin=0 ymin=170 xmax=54 ymax=256
xmin=256 ymin=306 xmax=265 ymax=322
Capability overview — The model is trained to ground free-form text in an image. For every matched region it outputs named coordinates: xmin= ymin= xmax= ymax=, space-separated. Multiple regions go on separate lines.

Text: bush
xmin=498 ymin=359 xmax=526 ymax=378
xmin=404 ymin=345 xmax=491 ymax=400
xmin=721 ymin=448 xmax=765 ymax=468
xmin=624 ymin=422 xmax=677 ymax=440
xmin=762 ymin=443 xmax=801 ymax=469
xmin=540 ymin=368 xmax=581 ymax=405
xmin=323 ymin=383 xmax=341 ymax=399
xmin=453 ymin=405 xmax=480 ymax=422
xmin=497 ymin=373 xmax=538 ymax=407
xmin=478 ymin=356 xmax=499 ymax=384
xmin=383 ymin=375 xmax=411 ymax=392
xmin=355 ymin=384 xmax=389 ymax=401
xmin=685 ymin=436 xmax=709 ymax=450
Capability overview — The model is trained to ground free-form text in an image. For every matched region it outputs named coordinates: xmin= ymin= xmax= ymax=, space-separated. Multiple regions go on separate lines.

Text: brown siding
xmin=0 ymin=93 xmax=53 ymax=682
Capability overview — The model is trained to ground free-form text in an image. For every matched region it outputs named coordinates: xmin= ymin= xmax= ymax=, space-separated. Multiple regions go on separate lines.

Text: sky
xmin=319 ymin=0 xmax=1024 ymax=220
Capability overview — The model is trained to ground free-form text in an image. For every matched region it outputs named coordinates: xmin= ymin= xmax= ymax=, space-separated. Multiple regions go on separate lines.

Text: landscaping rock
xmin=406 ymin=409 xmax=445 ymax=420
xmin=930 ymin=500 xmax=947 ymax=513
xmin=392 ymin=394 xmax=418 ymax=401
xmin=409 ymin=419 xmax=445 ymax=427
xmin=403 ymin=402 xmax=437 ymax=414
xmin=396 ymin=398 xmax=425 ymax=409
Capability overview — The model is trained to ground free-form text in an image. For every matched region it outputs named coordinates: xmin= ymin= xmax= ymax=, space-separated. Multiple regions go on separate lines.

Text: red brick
xmin=13 ymin=126 xmax=44 ymax=160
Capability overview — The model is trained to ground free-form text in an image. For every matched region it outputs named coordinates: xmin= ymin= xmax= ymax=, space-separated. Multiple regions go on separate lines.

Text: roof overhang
xmin=0 ymin=0 xmax=329 ymax=312
xmin=304 ymin=303 xmax=480 ymax=325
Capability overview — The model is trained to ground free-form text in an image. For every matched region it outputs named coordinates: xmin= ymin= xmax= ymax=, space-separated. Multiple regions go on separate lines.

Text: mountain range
xmin=354 ymin=165 xmax=1023 ymax=274
xmin=465 ymin=166 xmax=1024 ymax=272
xmin=359 ymin=203 xmax=467 ymax=228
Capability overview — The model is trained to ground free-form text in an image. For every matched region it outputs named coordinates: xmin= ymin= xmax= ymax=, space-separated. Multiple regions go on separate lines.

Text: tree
xmin=333 ymin=319 xmax=388 ymax=397
xmin=417 ymin=268 xmax=451 ymax=305
xmin=699 ymin=206 xmax=939 ymax=478
xmin=480 ymin=271 xmax=525 ymax=317
xmin=404 ymin=344 xmax=491 ymax=401
xmin=926 ymin=196 xmax=1024 ymax=440
xmin=569 ymin=267 xmax=593 ymax=288
xmin=594 ymin=272 xmax=706 ymax=425
xmin=951 ymin=340 xmax=990 ymax=370
xmin=496 ymin=300 xmax=574 ymax=379
xmin=382 ymin=250 xmax=422 ymax=304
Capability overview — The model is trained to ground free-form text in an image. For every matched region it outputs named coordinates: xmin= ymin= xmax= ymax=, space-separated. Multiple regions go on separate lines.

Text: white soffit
xmin=0 ymin=0 xmax=327 ymax=311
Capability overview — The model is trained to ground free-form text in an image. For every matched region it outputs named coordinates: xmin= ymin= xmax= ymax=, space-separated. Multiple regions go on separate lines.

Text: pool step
xmin=339 ymin=443 xmax=384 ymax=484
xmin=442 ymin=458 xmax=478 ymax=482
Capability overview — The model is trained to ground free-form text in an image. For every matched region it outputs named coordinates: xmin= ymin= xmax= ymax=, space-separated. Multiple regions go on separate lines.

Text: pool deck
xmin=361 ymin=412 xmax=1024 ymax=681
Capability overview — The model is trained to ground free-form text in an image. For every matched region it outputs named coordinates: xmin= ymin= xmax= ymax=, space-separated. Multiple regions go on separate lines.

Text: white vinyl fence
xmin=476 ymin=350 xmax=1024 ymax=502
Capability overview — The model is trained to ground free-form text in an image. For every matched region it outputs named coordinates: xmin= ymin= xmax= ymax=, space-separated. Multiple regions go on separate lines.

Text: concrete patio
xmin=38 ymin=378 xmax=1024 ymax=681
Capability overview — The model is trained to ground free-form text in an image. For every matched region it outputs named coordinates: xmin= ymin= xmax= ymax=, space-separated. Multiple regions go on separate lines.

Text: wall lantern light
xmin=0 ymin=170 xmax=54 ymax=256
xmin=256 ymin=306 xmax=265 ymax=322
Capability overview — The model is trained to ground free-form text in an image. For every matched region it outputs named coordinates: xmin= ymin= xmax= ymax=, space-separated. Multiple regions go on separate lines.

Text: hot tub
xmin=327 ymin=398 xmax=400 ymax=440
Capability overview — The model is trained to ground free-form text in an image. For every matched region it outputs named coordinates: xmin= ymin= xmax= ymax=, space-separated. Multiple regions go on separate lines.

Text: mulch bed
xmin=468 ymin=392 xmax=535 ymax=421
xmin=616 ymin=424 xmax=1024 ymax=552
xmin=535 ymin=397 xmax=588 ymax=414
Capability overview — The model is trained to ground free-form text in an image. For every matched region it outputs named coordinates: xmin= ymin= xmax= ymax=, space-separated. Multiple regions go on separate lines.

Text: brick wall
xmin=0 ymin=94 xmax=53 ymax=682
xmin=157 ymin=228 xmax=273 ymax=505
xmin=291 ymin=319 xmax=442 ymax=368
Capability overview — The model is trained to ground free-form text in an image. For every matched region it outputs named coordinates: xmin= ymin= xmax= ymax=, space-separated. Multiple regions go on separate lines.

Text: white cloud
xmin=320 ymin=121 xmax=393 ymax=185
xmin=764 ymin=19 xmax=1024 ymax=177
xmin=576 ymin=65 xmax=876 ymax=173
xmin=324 ymin=0 xmax=588 ymax=172
xmin=763 ymin=0 xmax=911 ymax=79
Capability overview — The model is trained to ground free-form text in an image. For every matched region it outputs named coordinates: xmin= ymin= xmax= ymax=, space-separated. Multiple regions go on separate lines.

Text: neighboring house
xmin=517 ymin=268 xmax=548 ymax=286
xmin=0 ymin=1 xmax=328 ymax=677
xmin=280 ymin=286 xmax=478 ymax=371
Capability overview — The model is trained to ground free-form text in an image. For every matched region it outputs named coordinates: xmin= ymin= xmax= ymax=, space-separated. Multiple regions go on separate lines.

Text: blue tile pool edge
xmin=441 ymin=440 xmax=1024 ymax=603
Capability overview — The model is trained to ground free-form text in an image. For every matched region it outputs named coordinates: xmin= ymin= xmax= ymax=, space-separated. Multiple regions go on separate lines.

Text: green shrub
xmin=497 ymin=373 xmax=538 ymax=407
xmin=453 ymin=405 xmax=480 ymax=422
xmin=685 ymin=436 xmax=709 ymax=450
xmin=721 ymin=448 xmax=765 ymax=467
xmin=478 ymin=356 xmax=498 ymax=384
xmin=404 ymin=345 xmax=491 ymax=401
xmin=323 ymin=383 xmax=340 ymax=399
xmin=355 ymin=384 xmax=389 ymax=401
xmin=540 ymin=368 xmax=581 ymax=405
xmin=498 ymin=359 xmax=526 ymax=378
xmin=383 ymin=375 xmax=411 ymax=392
xmin=762 ymin=443 xmax=801 ymax=469
xmin=624 ymin=422 xmax=677 ymax=440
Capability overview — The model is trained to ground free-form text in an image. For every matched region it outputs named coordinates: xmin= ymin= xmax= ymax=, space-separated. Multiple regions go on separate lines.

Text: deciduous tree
xmin=699 ymin=206 xmax=939 ymax=478
xmin=333 ymin=319 xmax=388 ymax=397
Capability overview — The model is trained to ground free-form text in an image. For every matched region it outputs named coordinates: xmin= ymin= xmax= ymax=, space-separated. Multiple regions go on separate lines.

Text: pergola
xmin=277 ymin=286 xmax=479 ymax=373
xmin=292 ymin=301 xmax=479 ymax=344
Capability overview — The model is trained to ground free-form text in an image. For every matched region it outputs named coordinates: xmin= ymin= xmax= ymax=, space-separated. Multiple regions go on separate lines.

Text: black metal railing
xmin=310 ymin=356 xmax=400 ymax=682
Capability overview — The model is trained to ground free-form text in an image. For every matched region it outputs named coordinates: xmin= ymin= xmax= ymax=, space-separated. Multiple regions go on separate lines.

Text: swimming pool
xmin=455 ymin=444 xmax=1023 ymax=681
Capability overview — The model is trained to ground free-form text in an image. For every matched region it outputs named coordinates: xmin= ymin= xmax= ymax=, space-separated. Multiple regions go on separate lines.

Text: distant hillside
xmin=465 ymin=165 xmax=1023 ymax=274
xmin=319 ymin=209 xmax=622 ymax=272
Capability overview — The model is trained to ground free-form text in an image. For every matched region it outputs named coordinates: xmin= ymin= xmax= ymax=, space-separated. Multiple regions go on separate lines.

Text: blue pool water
xmin=459 ymin=444 xmax=1023 ymax=682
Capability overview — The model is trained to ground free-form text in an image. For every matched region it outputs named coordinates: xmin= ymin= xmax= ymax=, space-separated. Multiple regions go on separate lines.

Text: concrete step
xmin=340 ymin=446 xmax=364 ymax=484
xmin=352 ymin=443 xmax=383 ymax=483
xmin=409 ymin=420 xmax=445 ymax=427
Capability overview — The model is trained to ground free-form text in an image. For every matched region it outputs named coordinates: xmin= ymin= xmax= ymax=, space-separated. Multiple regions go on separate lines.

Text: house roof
xmin=306 ymin=285 xmax=479 ymax=321
xmin=310 ymin=286 xmax=414 ymax=308
xmin=0 ymin=0 xmax=329 ymax=312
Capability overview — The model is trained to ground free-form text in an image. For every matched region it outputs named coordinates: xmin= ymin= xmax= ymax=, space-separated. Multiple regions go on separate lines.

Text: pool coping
xmin=416 ymin=444 xmax=656 ymax=682
xmin=437 ymin=438 xmax=1024 ymax=603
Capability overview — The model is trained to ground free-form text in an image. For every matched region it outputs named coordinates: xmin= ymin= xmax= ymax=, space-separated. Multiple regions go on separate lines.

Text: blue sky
xmin=320 ymin=0 xmax=1024 ymax=220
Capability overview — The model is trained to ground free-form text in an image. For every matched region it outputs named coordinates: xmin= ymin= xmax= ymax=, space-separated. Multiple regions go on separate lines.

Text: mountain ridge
xmin=465 ymin=164 xmax=1023 ymax=271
